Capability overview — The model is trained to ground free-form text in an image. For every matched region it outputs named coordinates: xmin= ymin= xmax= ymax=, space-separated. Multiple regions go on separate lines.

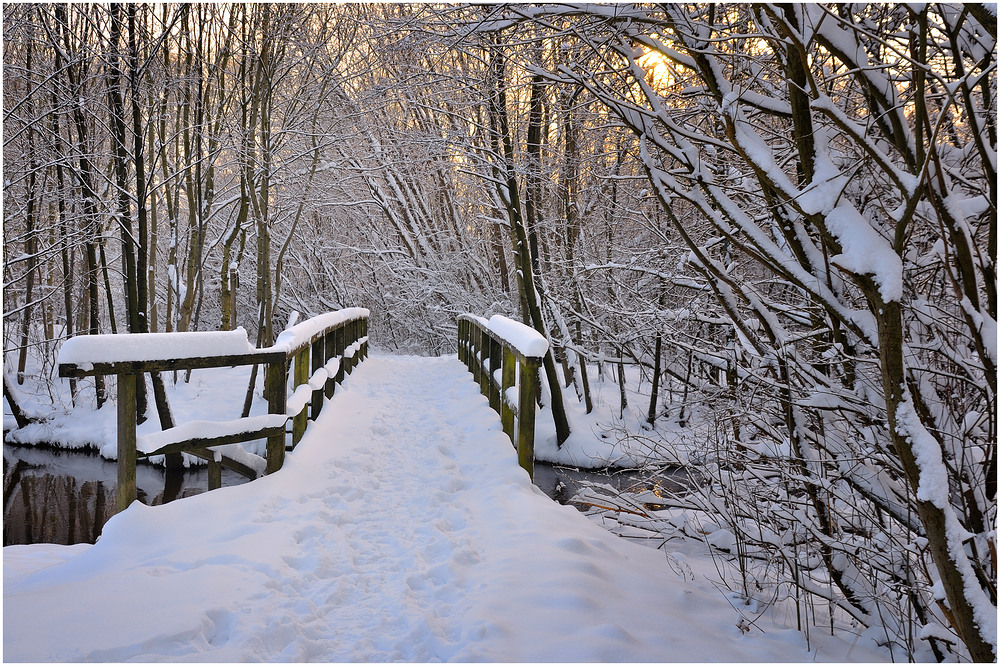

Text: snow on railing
xmin=457 ymin=314 xmax=543 ymax=479
xmin=57 ymin=309 xmax=370 ymax=514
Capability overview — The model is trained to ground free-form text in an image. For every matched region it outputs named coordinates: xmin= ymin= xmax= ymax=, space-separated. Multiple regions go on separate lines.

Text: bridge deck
xmin=5 ymin=356 xmax=800 ymax=661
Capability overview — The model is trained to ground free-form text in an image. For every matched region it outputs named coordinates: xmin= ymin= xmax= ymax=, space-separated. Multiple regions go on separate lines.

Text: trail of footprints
xmin=246 ymin=361 xmax=485 ymax=660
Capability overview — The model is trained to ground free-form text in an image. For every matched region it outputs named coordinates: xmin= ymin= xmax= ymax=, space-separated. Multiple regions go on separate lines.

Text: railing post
xmin=311 ymin=335 xmax=325 ymax=420
xmin=292 ymin=347 xmax=309 ymax=446
xmin=517 ymin=357 xmax=539 ymax=480
xmin=481 ymin=334 xmax=493 ymax=398
xmin=265 ymin=360 xmax=286 ymax=474
xmin=488 ymin=334 xmax=501 ymax=411
xmin=360 ymin=317 xmax=368 ymax=361
xmin=501 ymin=345 xmax=516 ymax=440
xmin=471 ymin=325 xmax=482 ymax=386
xmin=458 ymin=319 xmax=467 ymax=366
xmin=324 ymin=329 xmax=336 ymax=399
xmin=344 ymin=320 xmax=355 ymax=375
xmin=335 ymin=324 xmax=346 ymax=385
xmin=116 ymin=373 xmax=138 ymax=513
xmin=208 ymin=456 xmax=222 ymax=490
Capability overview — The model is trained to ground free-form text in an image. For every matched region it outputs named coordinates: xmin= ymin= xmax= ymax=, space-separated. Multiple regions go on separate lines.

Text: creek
xmin=4 ymin=443 xmax=685 ymax=546
xmin=3 ymin=443 xmax=251 ymax=546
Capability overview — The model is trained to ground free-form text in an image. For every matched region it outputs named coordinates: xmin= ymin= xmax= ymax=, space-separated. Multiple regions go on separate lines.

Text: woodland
xmin=2 ymin=3 xmax=996 ymax=661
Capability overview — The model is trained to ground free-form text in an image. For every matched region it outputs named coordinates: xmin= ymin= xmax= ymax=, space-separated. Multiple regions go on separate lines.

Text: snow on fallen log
xmin=58 ymin=328 xmax=255 ymax=366
xmin=487 ymin=315 xmax=548 ymax=358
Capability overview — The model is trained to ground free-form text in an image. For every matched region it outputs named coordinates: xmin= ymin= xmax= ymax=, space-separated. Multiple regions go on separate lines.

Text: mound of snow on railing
xmin=58 ymin=328 xmax=255 ymax=365
xmin=487 ymin=315 xmax=548 ymax=357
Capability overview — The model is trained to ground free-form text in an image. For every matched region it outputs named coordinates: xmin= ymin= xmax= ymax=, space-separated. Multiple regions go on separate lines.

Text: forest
xmin=2 ymin=3 xmax=996 ymax=661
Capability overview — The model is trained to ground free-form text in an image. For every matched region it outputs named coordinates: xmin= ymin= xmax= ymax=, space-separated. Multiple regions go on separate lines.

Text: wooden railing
xmin=58 ymin=309 xmax=369 ymax=513
xmin=457 ymin=314 xmax=547 ymax=479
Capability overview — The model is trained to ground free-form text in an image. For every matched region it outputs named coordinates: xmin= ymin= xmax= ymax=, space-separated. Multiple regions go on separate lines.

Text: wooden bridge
xmin=57 ymin=309 xmax=547 ymax=514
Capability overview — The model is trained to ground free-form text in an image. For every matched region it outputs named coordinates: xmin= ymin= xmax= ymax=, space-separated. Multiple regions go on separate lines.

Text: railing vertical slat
xmin=479 ymin=334 xmax=491 ymax=398
xmin=311 ymin=335 xmax=325 ymax=421
xmin=324 ymin=329 xmax=336 ymax=399
xmin=208 ymin=457 xmax=222 ymax=490
xmin=335 ymin=325 xmax=346 ymax=385
xmin=501 ymin=345 xmax=515 ymax=440
xmin=265 ymin=360 xmax=286 ymax=474
xmin=116 ymin=372 xmax=138 ymax=513
xmin=292 ymin=347 xmax=309 ymax=446
xmin=517 ymin=357 xmax=539 ymax=480
xmin=488 ymin=335 xmax=501 ymax=412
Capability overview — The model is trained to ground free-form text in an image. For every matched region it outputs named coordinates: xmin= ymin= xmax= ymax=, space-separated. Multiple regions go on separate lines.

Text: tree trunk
xmin=486 ymin=37 xmax=570 ymax=445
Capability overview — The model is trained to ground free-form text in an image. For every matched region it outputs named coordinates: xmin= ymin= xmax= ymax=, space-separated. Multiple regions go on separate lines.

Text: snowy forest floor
xmin=4 ymin=355 xmax=891 ymax=661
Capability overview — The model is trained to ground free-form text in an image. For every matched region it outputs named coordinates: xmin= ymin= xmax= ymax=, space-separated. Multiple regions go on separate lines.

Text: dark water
xmin=532 ymin=462 xmax=691 ymax=511
xmin=3 ymin=443 xmax=251 ymax=546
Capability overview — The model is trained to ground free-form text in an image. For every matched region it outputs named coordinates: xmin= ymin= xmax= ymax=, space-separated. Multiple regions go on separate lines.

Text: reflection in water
xmin=3 ymin=444 xmax=250 ymax=546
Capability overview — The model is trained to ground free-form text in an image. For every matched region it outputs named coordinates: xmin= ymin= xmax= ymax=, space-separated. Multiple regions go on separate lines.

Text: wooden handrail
xmin=457 ymin=314 xmax=543 ymax=479
xmin=57 ymin=309 xmax=369 ymax=514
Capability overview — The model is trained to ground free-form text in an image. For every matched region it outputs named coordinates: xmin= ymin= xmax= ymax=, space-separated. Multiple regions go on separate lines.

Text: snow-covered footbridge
xmin=5 ymin=310 xmax=860 ymax=661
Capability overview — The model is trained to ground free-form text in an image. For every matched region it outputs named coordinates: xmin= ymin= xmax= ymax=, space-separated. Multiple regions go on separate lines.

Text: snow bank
xmin=58 ymin=328 xmax=255 ymax=365
xmin=487 ymin=315 xmax=548 ymax=357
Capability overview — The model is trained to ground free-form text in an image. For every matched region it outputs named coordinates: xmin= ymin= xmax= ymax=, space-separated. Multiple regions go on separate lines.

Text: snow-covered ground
xmin=4 ymin=355 xmax=890 ymax=661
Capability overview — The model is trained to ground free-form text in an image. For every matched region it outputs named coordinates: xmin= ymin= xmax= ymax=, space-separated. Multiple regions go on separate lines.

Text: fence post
xmin=292 ymin=347 xmax=309 ymax=446
xmin=471 ymin=325 xmax=481 ymax=386
xmin=517 ymin=357 xmax=539 ymax=480
xmin=324 ymin=329 xmax=336 ymax=399
xmin=208 ymin=457 xmax=222 ymax=490
xmin=311 ymin=335 xmax=325 ymax=420
xmin=116 ymin=373 xmax=138 ymax=513
xmin=344 ymin=320 xmax=355 ymax=375
xmin=360 ymin=317 xmax=368 ymax=361
xmin=501 ymin=345 xmax=515 ymax=440
xmin=334 ymin=324 xmax=345 ymax=384
xmin=265 ymin=360 xmax=286 ymax=474
xmin=460 ymin=319 xmax=469 ymax=366
xmin=488 ymin=335 xmax=501 ymax=411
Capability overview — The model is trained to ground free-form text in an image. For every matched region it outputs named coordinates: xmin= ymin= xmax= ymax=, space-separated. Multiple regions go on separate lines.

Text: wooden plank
xmin=59 ymin=350 xmax=287 ymax=378
xmin=139 ymin=426 xmax=286 ymax=457
xmin=116 ymin=373 xmax=138 ymax=513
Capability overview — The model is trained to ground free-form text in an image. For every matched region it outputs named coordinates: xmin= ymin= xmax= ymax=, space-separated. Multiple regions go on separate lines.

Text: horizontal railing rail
xmin=58 ymin=308 xmax=369 ymax=513
xmin=457 ymin=314 xmax=548 ymax=479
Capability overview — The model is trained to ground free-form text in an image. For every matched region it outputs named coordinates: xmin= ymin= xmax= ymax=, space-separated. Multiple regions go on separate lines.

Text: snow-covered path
xmin=4 ymin=356 xmax=860 ymax=661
